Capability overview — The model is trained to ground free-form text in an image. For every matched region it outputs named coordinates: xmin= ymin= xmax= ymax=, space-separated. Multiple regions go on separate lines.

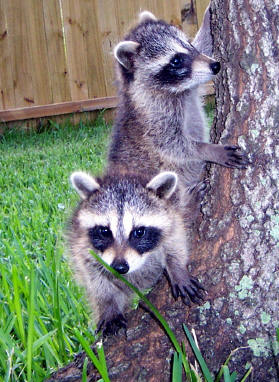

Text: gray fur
xmin=68 ymin=171 xmax=200 ymax=335
xmin=110 ymin=6 xmax=248 ymax=222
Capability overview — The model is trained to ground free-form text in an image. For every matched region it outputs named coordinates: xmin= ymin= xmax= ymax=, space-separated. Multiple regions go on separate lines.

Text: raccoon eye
xmin=97 ymin=226 xmax=112 ymax=238
xmin=88 ymin=226 xmax=113 ymax=252
xmin=169 ymin=54 xmax=184 ymax=68
xmin=132 ymin=227 xmax=146 ymax=239
xmin=129 ymin=226 xmax=161 ymax=254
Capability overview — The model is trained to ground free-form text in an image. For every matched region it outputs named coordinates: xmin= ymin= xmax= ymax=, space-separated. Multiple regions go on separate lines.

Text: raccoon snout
xmin=209 ymin=61 xmax=221 ymax=75
xmin=111 ymin=259 xmax=129 ymax=274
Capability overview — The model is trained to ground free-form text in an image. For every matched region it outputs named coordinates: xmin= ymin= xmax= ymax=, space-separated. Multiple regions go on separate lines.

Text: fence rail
xmin=0 ymin=0 xmax=209 ymax=123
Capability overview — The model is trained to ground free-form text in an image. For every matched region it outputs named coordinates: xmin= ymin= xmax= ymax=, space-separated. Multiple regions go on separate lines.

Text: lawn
xmin=0 ymin=116 xmax=111 ymax=381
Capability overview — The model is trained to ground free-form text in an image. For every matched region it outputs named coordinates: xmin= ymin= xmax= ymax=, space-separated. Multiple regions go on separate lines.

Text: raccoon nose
xmin=111 ymin=259 xmax=129 ymax=274
xmin=210 ymin=61 xmax=221 ymax=75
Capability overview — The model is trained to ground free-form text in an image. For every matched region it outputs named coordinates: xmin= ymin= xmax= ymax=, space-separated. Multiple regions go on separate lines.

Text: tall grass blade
xmin=240 ymin=366 xmax=253 ymax=382
xmin=172 ymin=352 xmax=183 ymax=382
xmin=96 ymin=340 xmax=110 ymax=382
xmin=82 ymin=357 xmax=88 ymax=382
xmin=52 ymin=255 xmax=66 ymax=362
xmin=90 ymin=251 xmax=193 ymax=381
xmin=183 ymin=324 xmax=213 ymax=382
xmin=4 ymin=348 xmax=14 ymax=382
xmin=12 ymin=265 xmax=26 ymax=347
xmin=27 ymin=266 xmax=37 ymax=381
xmin=223 ymin=365 xmax=231 ymax=382
xmin=74 ymin=328 xmax=110 ymax=382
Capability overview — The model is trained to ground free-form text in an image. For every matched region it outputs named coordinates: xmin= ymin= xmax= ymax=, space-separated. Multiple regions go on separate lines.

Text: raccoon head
xmin=114 ymin=10 xmax=220 ymax=93
xmin=70 ymin=171 xmax=178 ymax=275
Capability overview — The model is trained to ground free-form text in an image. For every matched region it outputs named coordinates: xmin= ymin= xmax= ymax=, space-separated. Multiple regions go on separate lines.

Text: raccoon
xmin=69 ymin=170 xmax=204 ymax=335
xmin=109 ymin=7 xmax=248 ymax=220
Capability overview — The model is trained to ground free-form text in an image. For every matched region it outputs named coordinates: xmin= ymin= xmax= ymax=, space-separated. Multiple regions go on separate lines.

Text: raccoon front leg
xmin=193 ymin=142 xmax=249 ymax=169
xmin=93 ymin=285 xmax=129 ymax=336
xmin=165 ymin=252 xmax=204 ymax=305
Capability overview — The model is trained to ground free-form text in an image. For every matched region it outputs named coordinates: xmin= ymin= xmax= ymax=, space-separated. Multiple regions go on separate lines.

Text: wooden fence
xmin=0 ymin=0 xmax=209 ymax=123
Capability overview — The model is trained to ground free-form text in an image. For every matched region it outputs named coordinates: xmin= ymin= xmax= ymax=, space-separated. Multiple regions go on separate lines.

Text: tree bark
xmin=47 ymin=1 xmax=279 ymax=381
xmin=187 ymin=0 xmax=279 ymax=380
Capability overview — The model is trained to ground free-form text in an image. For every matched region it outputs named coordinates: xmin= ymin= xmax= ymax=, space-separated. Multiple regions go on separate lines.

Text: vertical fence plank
xmin=26 ymin=0 xmax=52 ymax=105
xmin=162 ymin=0 xmax=181 ymax=26
xmin=0 ymin=0 xmax=15 ymax=109
xmin=81 ymin=0 xmax=107 ymax=99
xmin=95 ymin=0 xmax=120 ymax=96
xmin=196 ymin=0 xmax=210 ymax=28
xmin=43 ymin=0 xmax=71 ymax=103
xmin=61 ymin=0 xmax=89 ymax=100
xmin=6 ymin=0 xmax=35 ymax=108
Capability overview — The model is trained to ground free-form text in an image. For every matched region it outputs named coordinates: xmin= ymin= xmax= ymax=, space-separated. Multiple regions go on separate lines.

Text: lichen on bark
xmin=187 ymin=1 xmax=279 ymax=380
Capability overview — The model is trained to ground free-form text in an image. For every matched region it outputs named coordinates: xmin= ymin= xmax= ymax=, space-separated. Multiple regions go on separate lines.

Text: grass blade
xmin=183 ymin=324 xmax=213 ymax=382
xmin=172 ymin=352 xmax=183 ymax=382
xmin=27 ymin=266 xmax=37 ymax=381
xmin=82 ymin=357 xmax=89 ymax=382
xmin=52 ymin=254 xmax=66 ymax=362
xmin=90 ymin=251 xmax=193 ymax=381
xmin=12 ymin=265 xmax=26 ymax=347
xmin=96 ymin=340 xmax=110 ymax=382
xmin=223 ymin=365 xmax=231 ymax=382
xmin=240 ymin=366 xmax=253 ymax=382
xmin=74 ymin=328 xmax=110 ymax=382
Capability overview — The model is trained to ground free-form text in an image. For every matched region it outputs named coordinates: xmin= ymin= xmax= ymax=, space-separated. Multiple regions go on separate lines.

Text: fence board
xmin=95 ymin=0 xmax=120 ymax=96
xmin=0 ymin=0 xmax=210 ymax=123
xmin=162 ymin=0 xmax=181 ymax=26
xmin=43 ymin=0 xmax=71 ymax=103
xmin=81 ymin=0 xmax=107 ymax=99
xmin=0 ymin=1 xmax=15 ymax=109
xmin=196 ymin=0 xmax=209 ymax=28
xmin=7 ymin=0 xmax=35 ymax=108
xmin=27 ymin=0 xmax=52 ymax=105
xmin=0 ymin=97 xmax=118 ymax=122
xmin=61 ymin=0 xmax=89 ymax=100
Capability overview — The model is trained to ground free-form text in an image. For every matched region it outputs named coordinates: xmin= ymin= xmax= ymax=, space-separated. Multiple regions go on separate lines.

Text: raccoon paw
xmin=99 ymin=314 xmax=127 ymax=337
xmin=171 ymin=276 xmax=205 ymax=306
xmin=190 ymin=179 xmax=210 ymax=203
xmin=223 ymin=145 xmax=249 ymax=169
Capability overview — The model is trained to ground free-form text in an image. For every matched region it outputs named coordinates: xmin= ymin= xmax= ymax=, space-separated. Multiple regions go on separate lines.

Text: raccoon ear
xmin=70 ymin=171 xmax=100 ymax=200
xmin=192 ymin=5 xmax=213 ymax=56
xmin=147 ymin=172 xmax=178 ymax=199
xmin=138 ymin=11 xmax=157 ymax=23
xmin=114 ymin=41 xmax=140 ymax=70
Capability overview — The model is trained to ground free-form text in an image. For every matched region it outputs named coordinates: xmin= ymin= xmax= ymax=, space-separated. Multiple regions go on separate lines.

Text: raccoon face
xmin=114 ymin=11 xmax=220 ymax=93
xmin=70 ymin=171 xmax=178 ymax=275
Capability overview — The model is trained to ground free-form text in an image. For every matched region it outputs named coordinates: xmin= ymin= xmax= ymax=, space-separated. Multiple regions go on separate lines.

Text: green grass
xmin=0 ymin=115 xmax=111 ymax=381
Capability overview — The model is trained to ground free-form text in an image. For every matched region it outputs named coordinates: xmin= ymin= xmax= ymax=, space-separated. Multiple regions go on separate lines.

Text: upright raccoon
xmin=109 ymin=7 xmax=248 ymax=218
xmin=69 ymin=170 xmax=204 ymax=335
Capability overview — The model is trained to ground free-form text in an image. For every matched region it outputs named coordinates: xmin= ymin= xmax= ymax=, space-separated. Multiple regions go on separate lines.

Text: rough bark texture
xmin=47 ymin=1 xmax=279 ymax=381
xmin=187 ymin=0 xmax=279 ymax=380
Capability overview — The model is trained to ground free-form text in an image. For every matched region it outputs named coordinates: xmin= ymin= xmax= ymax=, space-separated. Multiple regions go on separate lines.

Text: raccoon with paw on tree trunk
xmin=110 ymin=6 xmax=248 ymax=222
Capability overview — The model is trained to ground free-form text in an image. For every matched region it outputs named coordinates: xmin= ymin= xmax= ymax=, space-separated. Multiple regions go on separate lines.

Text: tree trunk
xmin=47 ymin=1 xmax=279 ymax=381
xmin=187 ymin=0 xmax=279 ymax=379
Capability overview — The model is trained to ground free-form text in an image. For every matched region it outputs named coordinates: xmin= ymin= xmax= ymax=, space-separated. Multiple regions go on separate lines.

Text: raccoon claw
xmin=223 ymin=145 xmax=249 ymax=169
xmin=171 ymin=276 xmax=205 ymax=305
xmin=98 ymin=314 xmax=127 ymax=337
xmin=190 ymin=179 xmax=210 ymax=203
